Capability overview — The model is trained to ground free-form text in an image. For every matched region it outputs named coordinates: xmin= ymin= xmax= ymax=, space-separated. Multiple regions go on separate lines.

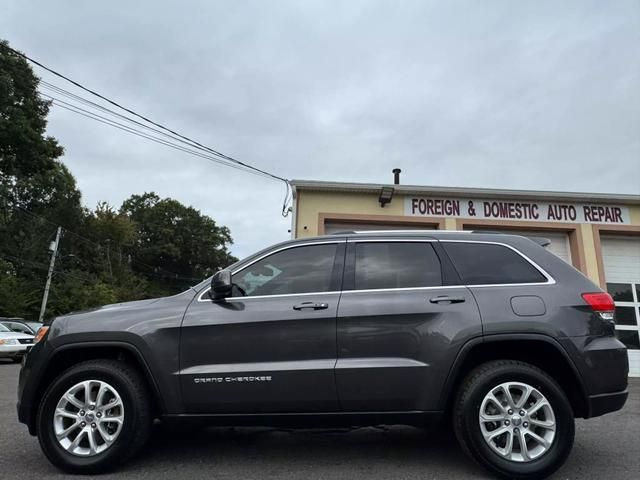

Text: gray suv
xmin=17 ymin=231 xmax=628 ymax=479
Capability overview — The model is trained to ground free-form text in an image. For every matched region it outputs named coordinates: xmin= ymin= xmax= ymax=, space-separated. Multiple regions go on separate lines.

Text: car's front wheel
xmin=453 ymin=360 xmax=575 ymax=479
xmin=36 ymin=359 xmax=151 ymax=473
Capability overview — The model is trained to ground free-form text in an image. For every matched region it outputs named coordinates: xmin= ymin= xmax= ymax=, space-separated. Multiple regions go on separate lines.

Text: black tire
xmin=36 ymin=359 xmax=151 ymax=473
xmin=12 ymin=356 xmax=22 ymax=363
xmin=453 ymin=360 xmax=575 ymax=480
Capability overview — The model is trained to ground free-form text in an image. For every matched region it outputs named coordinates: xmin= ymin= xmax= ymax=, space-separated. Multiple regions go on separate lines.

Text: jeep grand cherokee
xmin=17 ymin=231 xmax=629 ymax=479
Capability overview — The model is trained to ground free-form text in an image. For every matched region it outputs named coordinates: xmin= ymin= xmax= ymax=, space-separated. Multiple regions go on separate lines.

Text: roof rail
xmin=326 ymin=229 xmax=552 ymax=247
xmin=471 ymin=230 xmax=552 ymax=247
xmin=329 ymin=229 xmax=474 ymax=235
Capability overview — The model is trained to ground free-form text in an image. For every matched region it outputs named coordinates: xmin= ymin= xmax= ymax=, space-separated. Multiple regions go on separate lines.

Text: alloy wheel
xmin=478 ymin=381 xmax=556 ymax=462
xmin=53 ymin=380 xmax=125 ymax=457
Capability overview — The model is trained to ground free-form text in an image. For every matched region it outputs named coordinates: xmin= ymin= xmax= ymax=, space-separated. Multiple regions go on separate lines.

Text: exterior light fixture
xmin=378 ymin=186 xmax=394 ymax=208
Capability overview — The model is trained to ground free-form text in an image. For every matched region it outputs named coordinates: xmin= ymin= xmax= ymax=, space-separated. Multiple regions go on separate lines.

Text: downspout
xmin=290 ymin=184 xmax=298 ymax=239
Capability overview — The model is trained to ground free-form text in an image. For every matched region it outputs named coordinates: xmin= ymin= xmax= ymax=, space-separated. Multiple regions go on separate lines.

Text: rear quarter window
xmin=443 ymin=242 xmax=547 ymax=285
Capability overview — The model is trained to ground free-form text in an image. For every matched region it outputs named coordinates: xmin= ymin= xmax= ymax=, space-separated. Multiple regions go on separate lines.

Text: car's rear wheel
xmin=453 ymin=360 xmax=574 ymax=479
xmin=36 ymin=359 xmax=151 ymax=473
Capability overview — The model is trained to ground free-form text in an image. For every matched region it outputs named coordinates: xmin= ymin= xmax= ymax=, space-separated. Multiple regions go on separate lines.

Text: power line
xmin=41 ymin=80 xmax=248 ymax=165
xmin=41 ymin=81 xmax=219 ymax=153
xmin=1 ymin=43 xmax=288 ymax=184
xmin=39 ymin=86 xmax=293 ymax=216
xmin=40 ymin=93 xmax=279 ymax=181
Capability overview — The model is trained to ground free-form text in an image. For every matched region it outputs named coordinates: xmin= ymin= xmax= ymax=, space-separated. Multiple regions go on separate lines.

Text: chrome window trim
xmin=440 ymin=240 xmax=556 ymax=287
xmin=198 ymin=290 xmax=341 ymax=302
xmin=342 ymin=285 xmax=463 ymax=295
xmin=197 ymin=238 xmax=556 ymax=302
xmin=197 ymin=240 xmax=344 ymax=302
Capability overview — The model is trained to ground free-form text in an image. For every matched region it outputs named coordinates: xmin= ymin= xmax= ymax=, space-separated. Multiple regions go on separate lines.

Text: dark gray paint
xmin=510 ymin=296 xmax=546 ymax=316
xmin=336 ymin=286 xmax=481 ymax=411
xmin=180 ymin=291 xmax=340 ymax=413
xmin=18 ymin=231 xmax=628 ymax=433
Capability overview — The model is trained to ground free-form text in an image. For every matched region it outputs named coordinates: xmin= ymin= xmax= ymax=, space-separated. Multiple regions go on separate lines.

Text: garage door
xmin=602 ymin=236 xmax=640 ymax=377
xmin=323 ymin=222 xmax=436 ymax=235
xmin=469 ymin=229 xmax=572 ymax=264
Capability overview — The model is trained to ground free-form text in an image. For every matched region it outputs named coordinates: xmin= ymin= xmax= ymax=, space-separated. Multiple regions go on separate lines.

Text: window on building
xmin=354 ymin=242 xmax=442 ymax=290
xmin=232 ymin=243 xmax=338 ymax=297
xmin=607 ymin=282 xmax=640 ymax=350
xmin=443 ymin=242 xmax=547 ymax=285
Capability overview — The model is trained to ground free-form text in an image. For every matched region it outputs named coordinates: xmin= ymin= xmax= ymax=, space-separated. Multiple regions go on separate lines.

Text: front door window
xmin=233 ymin=243 xmax=339 ymax=297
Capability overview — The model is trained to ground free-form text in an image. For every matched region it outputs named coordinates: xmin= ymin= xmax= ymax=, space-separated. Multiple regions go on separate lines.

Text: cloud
xmin=2 ymin=0 xmax=638 ymax=257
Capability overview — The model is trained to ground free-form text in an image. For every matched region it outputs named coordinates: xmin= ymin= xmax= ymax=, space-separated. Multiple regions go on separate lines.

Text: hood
xmin=62 ymin=297 xmax=163 ymax=318
xmin=50 ymin=288 xmax=198 ymax=337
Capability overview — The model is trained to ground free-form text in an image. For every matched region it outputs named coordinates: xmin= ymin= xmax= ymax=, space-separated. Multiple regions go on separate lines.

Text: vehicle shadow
xmin=118 ymin=424 xmax=489 ymax=479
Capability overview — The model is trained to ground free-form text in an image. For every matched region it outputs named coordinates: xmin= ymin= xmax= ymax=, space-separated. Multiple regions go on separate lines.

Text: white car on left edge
xmin=0 ymin=323 xmax=34 ymax=363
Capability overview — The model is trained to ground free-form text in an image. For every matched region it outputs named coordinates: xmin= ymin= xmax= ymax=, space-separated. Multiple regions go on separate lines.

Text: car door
xmin=180 ymin=240 xmax=345 ymax=413
xmin=335 ymin=238 xmax=482 ymax=411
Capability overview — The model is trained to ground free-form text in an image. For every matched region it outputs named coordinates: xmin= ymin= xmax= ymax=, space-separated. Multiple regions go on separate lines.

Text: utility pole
xmin=38 ymin=226 xmax=62 ymax=323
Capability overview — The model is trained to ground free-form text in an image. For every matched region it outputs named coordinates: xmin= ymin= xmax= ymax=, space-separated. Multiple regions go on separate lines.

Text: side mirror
xmin=210 ymin=269 xmax=232 ymax=300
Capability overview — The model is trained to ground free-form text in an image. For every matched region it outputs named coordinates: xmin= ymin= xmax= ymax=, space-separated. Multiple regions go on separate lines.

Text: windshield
xmin=0 ymin=324 xmax=10 ymax=332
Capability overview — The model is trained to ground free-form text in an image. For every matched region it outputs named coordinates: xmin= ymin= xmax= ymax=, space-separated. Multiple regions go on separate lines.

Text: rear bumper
xmin=587 ymin=389 xmax=628 ymax=418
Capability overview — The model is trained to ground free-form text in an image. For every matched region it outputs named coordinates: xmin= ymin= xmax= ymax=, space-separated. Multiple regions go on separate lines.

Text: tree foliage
xmin=0 ymin=40 xmax=237 ymax=320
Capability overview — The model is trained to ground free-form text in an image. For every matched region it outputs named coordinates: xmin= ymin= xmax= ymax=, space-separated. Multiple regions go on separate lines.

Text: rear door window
xmin=354 ymin=242 xmax=442 ymax=290
xmin=442 ymin=242 xmax=547 ymax=285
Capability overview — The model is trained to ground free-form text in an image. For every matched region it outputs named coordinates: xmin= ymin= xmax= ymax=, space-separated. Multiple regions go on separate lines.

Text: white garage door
xmin=470 ymin=229 xmax=572 ymax=264
xmin=602 ymin=236 xmax=640 ymax=377
xmin=324 ymin=222 xmax=436 ymax=235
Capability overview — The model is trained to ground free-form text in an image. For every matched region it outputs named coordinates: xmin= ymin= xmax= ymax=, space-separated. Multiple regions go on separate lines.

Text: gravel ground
xmin=1 ymin=360 xmax=638 ymax=479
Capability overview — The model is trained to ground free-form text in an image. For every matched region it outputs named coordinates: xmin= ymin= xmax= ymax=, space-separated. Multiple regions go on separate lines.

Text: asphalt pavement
xmin=1 ymin=360 xmax=638 ymax=479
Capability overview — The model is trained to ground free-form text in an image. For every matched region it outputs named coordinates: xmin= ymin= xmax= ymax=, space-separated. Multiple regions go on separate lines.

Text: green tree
xmin=0 ymin=40 xmax=63 ymax=178
xmin=0 ymin=40 xmax=238 ymax=319
xmin=121 ymin=192 xmax=237 ymax=289
xmin=0 ymin=40 xmax=85 ymax=318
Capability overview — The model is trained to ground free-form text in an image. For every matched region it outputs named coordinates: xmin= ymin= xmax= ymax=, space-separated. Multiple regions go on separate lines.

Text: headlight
xmin=0 ymin=338 xmax=19 ymax=345
xmin=34 ymin=326 xmax=50 ymax=344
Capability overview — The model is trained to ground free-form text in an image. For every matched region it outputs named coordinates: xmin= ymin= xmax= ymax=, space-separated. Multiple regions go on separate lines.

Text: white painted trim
xmin=289 ymin=179 xmax=640 ymax=205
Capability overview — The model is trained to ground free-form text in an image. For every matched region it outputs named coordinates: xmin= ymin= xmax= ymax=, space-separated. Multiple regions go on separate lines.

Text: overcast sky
xmin=2 ymin=0 xmax=639 ymax=257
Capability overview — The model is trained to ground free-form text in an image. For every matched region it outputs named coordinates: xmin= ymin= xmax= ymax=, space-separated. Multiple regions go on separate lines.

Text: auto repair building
xmin=289 ymin=176 xmax=640 ymax=376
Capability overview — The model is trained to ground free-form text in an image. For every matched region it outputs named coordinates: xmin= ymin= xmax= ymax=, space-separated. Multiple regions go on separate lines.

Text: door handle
xmin=293 ymin=302 xmax=329 ymax=311
xmin=429 ymin=296 xmax=466 ymax=304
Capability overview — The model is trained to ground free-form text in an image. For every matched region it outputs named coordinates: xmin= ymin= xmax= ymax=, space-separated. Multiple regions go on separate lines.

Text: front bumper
xmin=0 ymin=344 xmax=30 ymax=358
xmin=587 ymin=389 xmax=628 ymax=418
xmin=17 ymin=341 xmax=48 ymax=434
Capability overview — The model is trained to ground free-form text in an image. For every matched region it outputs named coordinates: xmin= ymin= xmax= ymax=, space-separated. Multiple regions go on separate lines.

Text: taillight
xmin=582 ymin=292 xmax=615 ymax=322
